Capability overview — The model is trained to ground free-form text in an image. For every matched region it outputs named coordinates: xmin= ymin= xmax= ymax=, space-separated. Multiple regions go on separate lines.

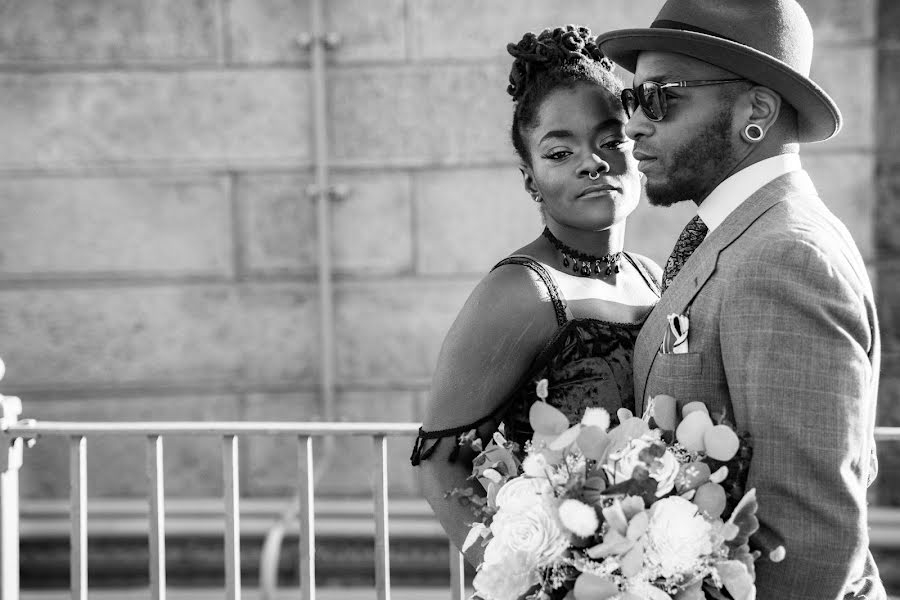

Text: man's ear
xmin=744 ymin=85 xmax=782 ymax=136
xmin=520 ymin=164 xmax=540 ymax=201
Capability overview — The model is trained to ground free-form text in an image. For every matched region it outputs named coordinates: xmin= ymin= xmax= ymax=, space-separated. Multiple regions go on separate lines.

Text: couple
xmin=411 ymin=0 xmax=883 ymax=598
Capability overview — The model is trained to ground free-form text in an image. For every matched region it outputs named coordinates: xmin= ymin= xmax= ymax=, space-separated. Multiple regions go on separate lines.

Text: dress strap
xmin=491 ymin=255 xmax=570 ymax=327
xmin=622 ymin=252 xmax=662 ymax=297
xmin=409 ymin=411 xmax=498 ymax=466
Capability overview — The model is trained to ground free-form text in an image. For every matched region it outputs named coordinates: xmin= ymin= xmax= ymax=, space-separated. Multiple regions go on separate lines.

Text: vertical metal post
xmin=373 ymin=435 xmax=390 ymax=600
xmin=148 ymin=435 xmax=166 ymax=600
xmin=309 ymin=0 xmax=337 ymax=427
xmin=298 ymin=436 xmax=315 ymax=600
xmin=259 ymin=1 xmax=342 ymax=593
xmin=223 ymin=436 xmax=241 ymax=600
xmin=0 ymin=395 xmax=23 ymax=600
xmin=449 ymin=544 xmax=466 ymax=600
xmin=69 ymin=436 xmax=88 ymax=600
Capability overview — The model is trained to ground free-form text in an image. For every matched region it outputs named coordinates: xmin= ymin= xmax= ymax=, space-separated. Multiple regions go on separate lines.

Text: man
xmin=598 ymin=1 xmax=884 ymax=598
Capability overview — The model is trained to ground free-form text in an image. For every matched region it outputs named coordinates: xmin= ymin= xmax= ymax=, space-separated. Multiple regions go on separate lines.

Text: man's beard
xmin=645 ymin=108 xmax=737 ymax=207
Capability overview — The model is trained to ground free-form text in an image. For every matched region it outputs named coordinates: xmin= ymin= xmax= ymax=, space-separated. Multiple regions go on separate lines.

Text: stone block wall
xmin=876 ymin=0 xmax=900 ymax=508
xmin=0 ymin=0 xmax=891 ymax=510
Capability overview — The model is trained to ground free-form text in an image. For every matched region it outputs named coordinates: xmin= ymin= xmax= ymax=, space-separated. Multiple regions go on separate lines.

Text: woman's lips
xmin=578 ymin=184 xmax=618 ymax=199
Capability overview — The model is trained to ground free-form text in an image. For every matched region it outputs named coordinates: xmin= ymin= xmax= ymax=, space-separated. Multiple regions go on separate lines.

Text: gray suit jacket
xmin=634 ymin=170 xmax=884 ymax=599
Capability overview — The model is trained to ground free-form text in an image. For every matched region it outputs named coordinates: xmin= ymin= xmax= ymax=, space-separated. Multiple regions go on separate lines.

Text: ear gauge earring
xmin=743 ymin=123 xmax=765 ymax=142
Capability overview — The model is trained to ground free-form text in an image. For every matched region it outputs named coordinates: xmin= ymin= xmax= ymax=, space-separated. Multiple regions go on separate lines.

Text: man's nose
xmin=624 ymin=110 xmax=652 ymax=140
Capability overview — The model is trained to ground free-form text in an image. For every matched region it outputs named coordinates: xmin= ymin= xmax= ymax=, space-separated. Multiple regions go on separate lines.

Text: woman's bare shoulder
xmin=424 ymin=259 xmax=559 ymax=429
xmin=443 ymin=259 xmax=555 ymax=359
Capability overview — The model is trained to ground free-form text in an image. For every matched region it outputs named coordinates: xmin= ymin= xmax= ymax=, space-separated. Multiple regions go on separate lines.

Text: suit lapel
xmin=634 ymin=170 xmax=817 ymax=414
xmin=634 ymin=240 xmax=718 ymax=415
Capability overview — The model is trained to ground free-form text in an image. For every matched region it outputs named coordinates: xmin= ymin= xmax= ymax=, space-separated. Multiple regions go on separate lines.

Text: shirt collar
xmin=697 ymin=153 xmax=802 ymax=232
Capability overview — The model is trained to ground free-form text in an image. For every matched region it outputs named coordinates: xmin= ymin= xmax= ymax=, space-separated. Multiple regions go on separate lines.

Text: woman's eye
xmin=600 ymin=139 xmax=629 ymax=150
xmin=543 ymin=150 xmax=571 ymax=160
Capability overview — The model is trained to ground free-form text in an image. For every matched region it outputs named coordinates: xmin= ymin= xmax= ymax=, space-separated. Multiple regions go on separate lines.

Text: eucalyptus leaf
xmin=577 ymin=426 xmax=611 ymax=460
xmin=550 ymin=424 xmax=583 ymax=450
xmin=573 ymin=573 xmax=619 ymax=599
xmin=530 ymin=400 xmax=570 ymax=435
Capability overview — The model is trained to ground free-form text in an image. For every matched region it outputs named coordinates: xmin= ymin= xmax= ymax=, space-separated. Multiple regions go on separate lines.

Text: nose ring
xmin=589 ymin=153 xmax=605 ymax=180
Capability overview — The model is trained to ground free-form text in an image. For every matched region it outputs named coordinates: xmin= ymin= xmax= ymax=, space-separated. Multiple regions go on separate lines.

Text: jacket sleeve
xmin=719 ymin=237 xmax=878 ymax=599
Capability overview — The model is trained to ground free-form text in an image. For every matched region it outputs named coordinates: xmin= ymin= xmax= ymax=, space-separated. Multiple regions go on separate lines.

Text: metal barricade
xmin=0 ymin=395 xmax=469 ymax=600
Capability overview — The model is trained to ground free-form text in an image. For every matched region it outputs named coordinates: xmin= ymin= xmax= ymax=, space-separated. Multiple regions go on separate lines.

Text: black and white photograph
xmin=0 ymin=1 xmax=897 ymax=599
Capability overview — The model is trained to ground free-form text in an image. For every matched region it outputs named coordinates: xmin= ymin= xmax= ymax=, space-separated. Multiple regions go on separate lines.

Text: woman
xmin=410 ymin=25 xmax=661 ymax=566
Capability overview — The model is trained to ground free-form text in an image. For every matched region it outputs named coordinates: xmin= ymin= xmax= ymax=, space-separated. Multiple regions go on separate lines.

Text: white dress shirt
xmin=697 ymin=153 xmax=802 ymax=232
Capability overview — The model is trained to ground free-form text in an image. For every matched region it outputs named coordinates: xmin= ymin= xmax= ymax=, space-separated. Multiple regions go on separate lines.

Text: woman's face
xmin=523 ymin=82 xmax=641 ymax=232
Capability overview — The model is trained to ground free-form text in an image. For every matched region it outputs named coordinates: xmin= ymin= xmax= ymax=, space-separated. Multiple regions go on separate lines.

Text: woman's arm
xmin=415 ymin=264 xmax=558 ymax=565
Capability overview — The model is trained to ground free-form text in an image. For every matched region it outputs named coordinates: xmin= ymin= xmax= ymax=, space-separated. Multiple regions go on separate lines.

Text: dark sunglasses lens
xmin=637 ymin=82 xmax=665 ymax=121
xmin=621 ymin=89 xmax=638 ymax=118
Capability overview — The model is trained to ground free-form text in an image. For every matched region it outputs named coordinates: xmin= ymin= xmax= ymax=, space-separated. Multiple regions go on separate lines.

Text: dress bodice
xmin=410 ymin=253 xmax=660 ymax=465
xmin=499 ymin=316 xmax=642 ymax=446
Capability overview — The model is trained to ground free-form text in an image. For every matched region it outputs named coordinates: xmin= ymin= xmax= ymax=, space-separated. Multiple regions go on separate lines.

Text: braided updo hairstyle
xmin=507 ymin=25 xmax=623 ymax=164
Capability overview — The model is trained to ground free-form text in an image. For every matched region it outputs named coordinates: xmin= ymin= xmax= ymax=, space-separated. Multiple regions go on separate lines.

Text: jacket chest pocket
xmin=645 ymin=352 xmax=703 ymax=407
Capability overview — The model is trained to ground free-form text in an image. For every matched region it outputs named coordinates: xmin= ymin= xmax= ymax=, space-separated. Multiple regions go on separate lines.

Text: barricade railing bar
xmin=1 ymin=392 xmax=899 ymax=600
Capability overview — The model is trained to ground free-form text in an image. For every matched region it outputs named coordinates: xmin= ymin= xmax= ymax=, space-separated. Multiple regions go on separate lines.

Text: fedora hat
xmin=596 ymin=0 xmax=841 ymax=143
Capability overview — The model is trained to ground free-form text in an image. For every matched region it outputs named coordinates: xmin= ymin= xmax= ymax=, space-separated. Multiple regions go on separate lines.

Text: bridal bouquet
xmin=452 ymin=381 xmax=783 ymax=600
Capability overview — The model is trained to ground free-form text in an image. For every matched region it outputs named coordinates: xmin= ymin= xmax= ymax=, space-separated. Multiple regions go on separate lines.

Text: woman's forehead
xmin=535 ymin=84 xmax=624 ymax=128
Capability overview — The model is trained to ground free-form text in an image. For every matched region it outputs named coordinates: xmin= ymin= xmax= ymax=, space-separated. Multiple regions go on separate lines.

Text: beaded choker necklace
xmin=542 ymin=227 xmax=622 ymax=277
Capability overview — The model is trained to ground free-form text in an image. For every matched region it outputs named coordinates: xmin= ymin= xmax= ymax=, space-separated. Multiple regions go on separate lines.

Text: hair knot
xmin=560 ymin=30 xmax=585 ymax=56
xmin=506 ymin=25 xmax=613 ymax=101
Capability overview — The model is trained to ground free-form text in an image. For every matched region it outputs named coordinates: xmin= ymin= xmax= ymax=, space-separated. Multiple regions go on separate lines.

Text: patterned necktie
xmin=661 ymin=215 xmax=708 ymax=292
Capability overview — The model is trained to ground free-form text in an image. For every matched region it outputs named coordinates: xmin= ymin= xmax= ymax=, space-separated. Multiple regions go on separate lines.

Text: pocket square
xmin=660 ymin=313 xmax=689 ymax=354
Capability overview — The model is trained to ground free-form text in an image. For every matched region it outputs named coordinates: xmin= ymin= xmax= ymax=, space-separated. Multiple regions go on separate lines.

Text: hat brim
xmin=597 ymin=28 xmax=841 ymax=143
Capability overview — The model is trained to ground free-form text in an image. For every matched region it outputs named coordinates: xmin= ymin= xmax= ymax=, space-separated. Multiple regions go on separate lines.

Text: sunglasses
xmin=621 ymin=78 xmax=747 ymax=122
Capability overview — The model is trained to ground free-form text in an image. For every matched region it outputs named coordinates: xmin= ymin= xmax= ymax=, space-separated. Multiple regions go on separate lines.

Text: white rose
xmin=490 ymin=496 xmax=568 ymax=567
xmin=604 ymin=435 xmax=679 ymax=496
xmin=494 ymin=476 xmax=551 ymax=513
xmin=604 ymin=437 xmax=647 ymax=484
xmin=643 ymin=496 xmax=714 ymax=578
xmin=474 ymin=546 xmax=539 ymax=600
xmin=649 ymin=447 xmax=680 ymax=496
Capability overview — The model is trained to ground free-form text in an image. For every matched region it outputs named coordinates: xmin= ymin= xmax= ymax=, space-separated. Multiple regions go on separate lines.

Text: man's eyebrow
xmin=635 ymin=71 xmax=680 ymax=84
